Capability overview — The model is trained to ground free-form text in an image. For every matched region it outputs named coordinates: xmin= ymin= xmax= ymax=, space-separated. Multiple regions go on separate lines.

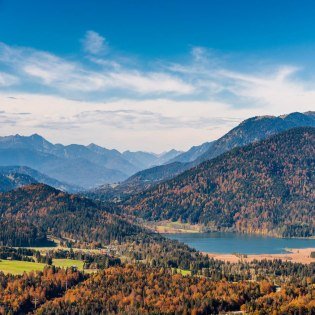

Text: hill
xmin=86 ymin=162 xmax=187 ymax=202
xmin=0 ymin=184 xmax=142 ymax=247
xmin=0 ymin=172 xmax=37 ymax=192
xmin=0 ymin=166 xmax=81 ymax=192
xmin=122 ymin=127 xmax=315 ymax=237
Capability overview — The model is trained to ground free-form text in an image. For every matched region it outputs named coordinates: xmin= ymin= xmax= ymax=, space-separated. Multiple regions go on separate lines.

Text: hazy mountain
xmin=0 ymin=172 xmax=37 ymax=192
xmin=0 ymin=166 xmax=81 ymax=192
xmin=122 ymin=151 xmax=158 ymax=170
xmin=168 ymin=142 xmax=214 ymax=164
xmin=157 ymin=149 xmax=183 ymax=165
xmin=122 ymin=149 xmax=182 ymax=169
xmin=122 ymin=127 xmax=315 ymax=237
xmin=0 ymin=134 xmax=178 ymax=189
xmin=0 ymin=133 xmax=55 ymax=152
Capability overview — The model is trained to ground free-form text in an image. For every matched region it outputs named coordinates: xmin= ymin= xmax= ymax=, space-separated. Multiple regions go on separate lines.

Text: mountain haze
xmin=0 ymin=166 xmax=81 ymax=192
xmin=0 ymin=172 xmax=37 ymax=192
xmin=0 ymin=134 xmax=178 ymax=189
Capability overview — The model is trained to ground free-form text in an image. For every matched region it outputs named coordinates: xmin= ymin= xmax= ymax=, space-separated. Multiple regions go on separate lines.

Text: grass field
xmin=147 ymin=220 xmax=203 ymax=234
xmin=52 ymin=259 xmax=84 ymax=270
xmin=0 ymin=260 xmax=46 ymax=275
xmin=172 ymin=268 xmax=192 ymax=276
xmin=0 ymin=258 xmax=85 ymax=275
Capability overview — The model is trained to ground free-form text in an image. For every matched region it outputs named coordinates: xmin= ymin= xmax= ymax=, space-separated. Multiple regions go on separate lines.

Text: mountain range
xmin=0 ymin=119 xmax=314 ymax=242
xmin=122 ymin=127 xmax=315 ymax=237
xmin=0 ymin=134 xmax=181 ymax=189
xmin=89 ymin=111 xmax=315 ymax=201
xmin=0 ymin=111 xmax=314 ymax=196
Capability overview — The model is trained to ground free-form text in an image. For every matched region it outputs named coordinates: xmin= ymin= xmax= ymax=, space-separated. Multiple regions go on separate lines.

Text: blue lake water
xmin=165 ymin=232 xmax=315 ymax=254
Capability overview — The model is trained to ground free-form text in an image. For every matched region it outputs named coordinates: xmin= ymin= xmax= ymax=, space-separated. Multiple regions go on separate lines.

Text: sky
xmin=0 ymin=0 xmax=314 ymax=152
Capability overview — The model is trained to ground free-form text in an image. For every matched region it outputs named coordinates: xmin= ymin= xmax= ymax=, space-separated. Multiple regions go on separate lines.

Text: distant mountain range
xmin=0 ymin=134 xmax=181 ymax=189
xmin=89 ymin=111 xmax=315 ymax=201
xmin=1 ymin=111 xmax=314 ymax=193
xmin=122 ymin=127 xmax=315 ymax=237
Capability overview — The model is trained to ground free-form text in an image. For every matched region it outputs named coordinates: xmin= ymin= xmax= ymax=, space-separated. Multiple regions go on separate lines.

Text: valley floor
xmin=204 ymin=247 xmax=315 ymax=264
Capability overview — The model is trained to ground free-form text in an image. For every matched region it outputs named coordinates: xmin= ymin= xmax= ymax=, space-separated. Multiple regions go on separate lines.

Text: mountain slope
xmin=156 ymin=149 xmax=183 ymax=165
xmin=87 ymin=162 xmax=188 ymax=202
xmin=0 ymin=184 xmax=143 ymax=247
xmin=0 ymin=166 xmax=81 ymax=192
xmin=122 ymin=149 xmax=182 ymax=169
xmin=122 ymin=127 xmax=315 ymax=237
xmin=0 ymin=172 xmax=37 ymax=192
xmin=168 ymin=141 xmax=214 ymax=164
xmin=195 ymin=111 xmax=315 ymax=164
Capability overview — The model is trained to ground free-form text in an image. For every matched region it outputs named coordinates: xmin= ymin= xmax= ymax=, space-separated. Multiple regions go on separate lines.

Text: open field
xmin=172 ymin=268 xmax=192 ymax=276
xmin=145 ymin=220 xmax=204 ymax=234
xmin=52 ymin=258 xmax=84 ymax=270
xmin=204 ymin=248 xmax=315 ymax=264
xmin=0 ymin=258 xmax=87 ymax=275
xmin=0 ymin=260 xmax=46 ymax=275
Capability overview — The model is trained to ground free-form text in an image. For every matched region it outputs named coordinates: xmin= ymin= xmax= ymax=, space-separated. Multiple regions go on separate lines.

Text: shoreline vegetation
xmin=203 ymin=248 xmax=315 ymax=264
xmin=145 ymin=220 xmax=204 ymax=233
xmin=145 ymin=220 xmax=315 ymax=240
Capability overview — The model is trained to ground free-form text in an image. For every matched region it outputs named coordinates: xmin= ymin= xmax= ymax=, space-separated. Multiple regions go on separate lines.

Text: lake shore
xmin=203 ymin=247 xmax=315 ymax=264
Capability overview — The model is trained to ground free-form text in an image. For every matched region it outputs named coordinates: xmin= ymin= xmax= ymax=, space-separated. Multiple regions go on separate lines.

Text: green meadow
xmin=0 ymin=260 xmax=46 ymax=275
xmin=0 ymin=258 xmax=85 ymax=275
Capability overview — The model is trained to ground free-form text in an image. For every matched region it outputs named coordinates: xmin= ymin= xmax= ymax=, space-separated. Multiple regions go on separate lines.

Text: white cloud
xmin=0 ymin=42 xmax=194 ymax=95
xmin=0 ymin=42 xmax=314 ymax=151
xmin=82 ymin=30 xmax=107 ymax=54
xmin=0 ymin=93 xmax=253 ymax=152
xmin=109 ymin=71 xmax=194 ymax=94
xmin=0 ymin=72 xmax=19 ymax=87
xmin=219 ymin=66 xmax=315 ymax=113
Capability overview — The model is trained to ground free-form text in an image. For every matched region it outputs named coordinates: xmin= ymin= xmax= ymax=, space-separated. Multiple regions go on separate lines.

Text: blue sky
xmin=0 ymin=0 xmax=314 ymax=151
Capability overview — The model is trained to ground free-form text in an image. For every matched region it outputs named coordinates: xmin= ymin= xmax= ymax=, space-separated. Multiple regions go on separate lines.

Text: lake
xmin=165 ymin=232 xmax=315 ymax=254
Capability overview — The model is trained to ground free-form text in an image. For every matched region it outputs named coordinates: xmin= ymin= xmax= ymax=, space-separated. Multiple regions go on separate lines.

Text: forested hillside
xmin=33 ymin=264 xmax=315 ymax=314
xmin=0 ymin=184 xmax=219 ymax=272
xmin=0 ymin=184 xmax=142 ymax=247
xmin=123 ymin=127 xmax=315 ymax=237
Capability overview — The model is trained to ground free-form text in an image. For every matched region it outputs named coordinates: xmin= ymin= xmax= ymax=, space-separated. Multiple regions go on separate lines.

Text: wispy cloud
xmin=81 ymin=30 xmax=107 ymax=55
xmin=0 ymin=42 xmax=194 ymax=95
xmin=0 ymin=72 xmax=19 ymax=87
